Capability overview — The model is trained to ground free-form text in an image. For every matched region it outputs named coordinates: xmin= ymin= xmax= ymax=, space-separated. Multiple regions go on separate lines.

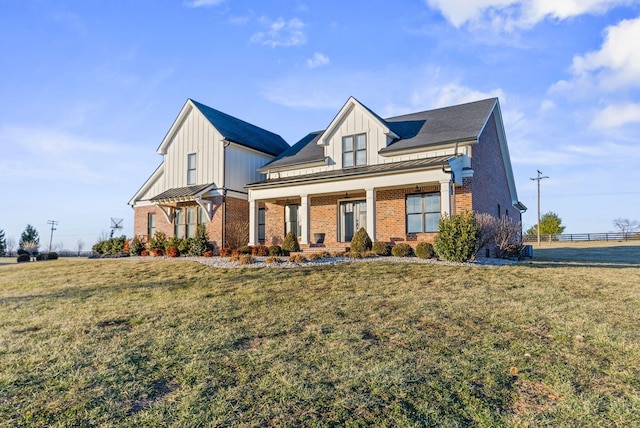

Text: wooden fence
xmin=523 ymin=232 xmax=640 ymax=243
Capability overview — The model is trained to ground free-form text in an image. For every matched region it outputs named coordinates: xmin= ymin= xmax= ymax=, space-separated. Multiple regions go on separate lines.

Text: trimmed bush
xmin=415 ymin=242 xmax=436 ymax=259
xmin=149 ymin=232 xmax=168 ymax=251
xmin=282 ymin=232 xmax=300 ymax=253
xmin=220 ymin=247 xmax=232 ymax=257
xmin=152 ymin=248 xmax=165 ymax=257
xmin=433 ymin=211 xmax=479 ymax=262
xmin=140 ymin=249 xmax=150 ymax=257
xmin=372 ymin=241 xmax=391 ymax=256
xmin=252 ymin=245 xmax=269 ymax=256
xmin=187 ymin=225 xmax=211 ymax=256
xmin=47 ymin=252 xmax=59 ymax=260
xmin=268 ymin=245 xmax=282 ymax=256
xmin=238 ymin=245 xmax=253 ymax=255
xmin=350 ymin=227 xmax=372 ymax=253
xmin=391 ymin=243 xmax=413 ymax=257
xmin=203 ymin=250 xmax=214 ymax=257
xmin=166 ymin=246 xmax=180 ymax=258
xmin=288 ymin=254 xmax=307 ymax=263
xmin=265 ymin=256 xmax=281 ymax=264
xmin=238 ymin=254 xmax=254 ymax=265
xmin=17 ymin=254 xmax=31 ymax=263
xmin=129 ymin=236 xmax=146 ymax=256
xmin=346 ymin=251 xmax=362 ymax=259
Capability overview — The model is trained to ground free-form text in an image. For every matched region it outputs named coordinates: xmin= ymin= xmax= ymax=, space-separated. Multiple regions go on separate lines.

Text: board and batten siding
xmin=224 ymin=144 xmax=274 ymax=193
xmin=163 ymin=109 xmax=223 ymax=189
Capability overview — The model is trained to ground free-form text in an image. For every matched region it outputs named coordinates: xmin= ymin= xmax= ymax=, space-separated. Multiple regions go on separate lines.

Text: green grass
xmin=1 ymin=251 xmax=640 ymax=426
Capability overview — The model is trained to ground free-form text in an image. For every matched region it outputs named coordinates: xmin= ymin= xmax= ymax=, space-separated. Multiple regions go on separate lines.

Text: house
xmin=246 ymin=97 xmax=526 ymax=252
xmin=129 ymin=99 xmax=290 ymax=249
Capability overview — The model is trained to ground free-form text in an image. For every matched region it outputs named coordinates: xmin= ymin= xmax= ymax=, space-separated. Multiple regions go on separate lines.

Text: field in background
xmin=1 ymin=244 xmax=639 ymax=426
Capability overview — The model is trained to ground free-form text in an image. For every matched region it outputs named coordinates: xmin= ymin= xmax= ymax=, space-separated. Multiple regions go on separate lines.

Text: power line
xmin=47 ymin=220 xmax=58 ymax=253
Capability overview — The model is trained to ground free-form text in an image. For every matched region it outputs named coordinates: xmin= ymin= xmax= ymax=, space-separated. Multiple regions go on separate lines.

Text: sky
xmin=1 ymin=0 xmax=639 ymax=251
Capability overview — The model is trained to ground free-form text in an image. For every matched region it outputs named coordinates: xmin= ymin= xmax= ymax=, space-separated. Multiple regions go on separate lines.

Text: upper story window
xmin=342 ymin=133 xmax=366 ymax=168
xmin=187 ymin=153 xmax=196 ymax=185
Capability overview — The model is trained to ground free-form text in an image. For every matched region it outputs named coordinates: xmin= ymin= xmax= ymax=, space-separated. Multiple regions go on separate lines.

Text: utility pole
xmin=530 ymin=171 xmax=549 ymax=247
xmin=47 ymin=220 xmax=58 ymax=252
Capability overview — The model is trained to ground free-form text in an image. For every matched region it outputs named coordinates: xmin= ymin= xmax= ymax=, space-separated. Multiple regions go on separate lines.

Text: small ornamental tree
xmin=19 ymin=224 xmax=40 ymax=249
xmin=188 ymin=224 xmax=211 ymax=256
xmin=129 ymin=236 xmax=146 ymax=256
xmin=350 ymin=227 xmax=372 ymax=253
xmin=526 ymin=212 xmax=566 ymax=241
xmin=0 ymin=228 xmax=6 ymax=257
xmin=282 ymin=232 xmax=300 ymax=253
xmin=149 ymin=231 xmax=168 ymax=251
xmin=434 ymin=211 xmax=479 ymax=262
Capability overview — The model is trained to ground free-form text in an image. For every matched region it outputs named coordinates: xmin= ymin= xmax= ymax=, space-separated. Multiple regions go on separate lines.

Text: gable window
xmin=342 ymin=133 xmax=366 ymax=168
xmin=406 ymin=193 xmax=440 ymax=233
xmin=285 ymin=204 xmax=301 ymax=237
xmin=147 ymin=213 xmax=156 ymax=239
xmin=258 ymin=208 xmax=266 ymax=242
xmin=187 ymin=153 xmax=196 ymax=185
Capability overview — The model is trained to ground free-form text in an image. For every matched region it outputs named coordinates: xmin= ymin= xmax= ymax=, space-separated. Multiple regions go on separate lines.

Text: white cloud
xmin=250 ymin=17 xmax=307 ymax=47
xmin=307 ymin=52 xmax=330 ymax=69
xmin=539 ymin=99 xmax=555 ymax=113
xmin=188 ymin=0 xmax=225 ymax=7
xmin=591 ymin=102 xmax=640 ymax=128
xmin=570 ymin=16 xmax=640 ymax=90
xmin=425 ymin=0 xmax=631 ymax=30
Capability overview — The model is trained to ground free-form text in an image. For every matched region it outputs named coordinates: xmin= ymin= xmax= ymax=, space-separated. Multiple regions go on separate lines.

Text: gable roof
xmin=380 ymin=98 xmax=497 ymax=154
xmin=258 ymin=131 xmax=325 ymax=172
xmin=157 ymin=99 xmax=290 ymax=157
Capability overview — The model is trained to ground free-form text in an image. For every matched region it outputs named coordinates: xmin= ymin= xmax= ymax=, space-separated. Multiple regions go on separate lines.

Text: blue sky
xmin=1 ymin=0 xmax=639 ymax=251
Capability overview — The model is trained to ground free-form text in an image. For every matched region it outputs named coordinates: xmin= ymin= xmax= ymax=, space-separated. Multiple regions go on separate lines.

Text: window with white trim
xmin=406 ymin=193 xmax=441 ymax=233
xmin=174 ymin=208 xmax=185 ymax=239
xmin=258 ymin=208 xmax=266 ymax=242
xmin=342 ymin=133 xmax=366 ymax=167
xmin=187 ymin=153 xmax=196 ymax=185
xmin=147 ymin=213 xmax=156 ymax=239
xmin=285 ymin=204 xmax=301 ymax=237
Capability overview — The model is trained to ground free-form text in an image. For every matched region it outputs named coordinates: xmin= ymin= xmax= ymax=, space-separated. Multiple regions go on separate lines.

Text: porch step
xmin=300 ymin=244 xmax=349 ymax=254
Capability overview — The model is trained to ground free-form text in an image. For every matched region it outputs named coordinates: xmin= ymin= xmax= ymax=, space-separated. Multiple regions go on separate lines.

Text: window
xmin=342 ymin=133 xmax=366 ymax=167
xmin=285 ymin=204 xmax=301 ymax=237
xmin=198 ymin=206 xmax=208 ymax=225
xmin=187 ymin=153 xmax=196 ymax=185
xmin=147 ymin=213 xmax=156 ymax=238
xmin=186 ymin=207 xmax=197 ymax=238
xmin=407 ymin=193 xmax=441 ymax=233
xmin=258 ymin=208 xmax=266 ymax=242
xmin=174 ymin=208 xmax=185 ymax=239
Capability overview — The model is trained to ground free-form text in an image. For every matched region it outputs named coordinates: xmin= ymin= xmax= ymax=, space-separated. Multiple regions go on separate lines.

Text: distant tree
xmin=77 ymin=239 xmax=85 ymax=256
xmin=19 ymin=224 xmax=40 ymax=249
xmin=525 ymin=212 xmax=566 ymax=240
xmin=0 ymin=228 xmax=6 ymax=256
xmin=6 ymin=237 xmax=16 ymax=256
xmin=613 ymin=218 xmax=639 ymax=240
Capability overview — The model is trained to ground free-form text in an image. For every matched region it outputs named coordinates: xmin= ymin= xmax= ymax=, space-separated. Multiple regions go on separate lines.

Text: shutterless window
xmin=258 ymin=208 xmax=266 ymax=242
xmin=174 ymin=208 xmax=185 ymax=239
xmin=147 ymin=213 xmax=156 ymax=238
xmin=342 ymin=133 xmax=367 ymax=168
xmin=285 ymin=204 xmax=301 ymax=237
xmin=187 ymin=153 xmax=196 ymax=185
xmin=406 ymin=193 xmax=441 ymax=233
xmin=186 ymin=207 xmax=197 ymax=239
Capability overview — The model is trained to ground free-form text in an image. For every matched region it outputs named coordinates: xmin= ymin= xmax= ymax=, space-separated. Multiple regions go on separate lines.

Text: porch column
xmin=300 ymin=194 xmax=310 ymax=245
xmin=439 ymin=179 xmax=452 ymax=216
xmin=249 ymin=198 xmax=258 ymax=246
xmin=366 ymin=188 xmax=377 ymax=242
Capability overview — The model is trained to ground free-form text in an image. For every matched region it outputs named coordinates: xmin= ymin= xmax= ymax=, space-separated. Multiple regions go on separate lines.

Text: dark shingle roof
xmin=190 ymin=99 xmax=290 ymax=156
xmin=259 ymin=97 xmax=497 ymax=170
xmin=381 ymin=98 xmax=497 ymax=153
xmin=248 ymin=156 xmax=450 ymax=188
xmin=259 ymin=131 xmax=325 ymax=171
xmin=150 ymin=183 xmax=213 ymax=202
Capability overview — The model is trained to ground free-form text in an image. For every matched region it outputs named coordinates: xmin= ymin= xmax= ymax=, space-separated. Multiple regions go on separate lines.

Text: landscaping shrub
xmin=346 ymin=251 xmax=362 ymax=259
xmin=152 ymin=248 xmax=165 ymax=257
xmin=17 ymin=249 xmax=29 ymax=256
xmin=203 ymin=250 xmax=214 ymax=257
xmin=308 ymin=252 xmax=322 ymax=260
xmin=238 ymin=254 xmax=254 ymax=265
xmin=238 ymin=245 xmax=253 ymax=255
xmin=415 ymin=242 xmax=436 ymax=259
xmin=220 ymin=247 xmax=232 ymax=257
xmin=372 ymin=241 xmax=391 ymax=256
xmin=129 ymin=236 xmax=146 ymax=256
xmin=17 ymin=254 xmax=31 ymax=263
xmin=268 ymin=245 xmax=282 ymax=256
xmin=149 ymin=232 xmax=168 ymax=251
xmin=187 ymin=225 xmax=210 ymax=256
xmin=350 ymin=227 xmax=372 ymax=253
xmin=251 ymin=245 xmax=269 ymax=256
xmin=36 ymin=253 xmax=48 ymax=261
xmin=228 ymin=255 xmax=240 ymax=262
xmin=47 ymin=252 xmax=59 ymax=260
xmin=92 ymin=236 xmax=127 ymax=255
xmin=288 ymin=254 xmax=307 ymax=263
xmin=140 ymin=249 xmax=150 ymax=257
xmin=433 ymin=211 xmax=479 ymax=262
xmin=166 ymin=246 xmax=180 ymax=258
xmin=494 ymin=216 xmax=525 ymax=259
xmin=282 ymin=232 xmax=300 ymax=253
xmin=331 ymin=251 xmax=345 ymax=257
xmin=391 ymin=243 xmax=413 ymax=257
xmin=265 ymin=256 xmax=281 ymax=264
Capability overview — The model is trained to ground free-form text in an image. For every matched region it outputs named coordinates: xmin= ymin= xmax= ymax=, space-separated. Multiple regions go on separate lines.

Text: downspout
xmin=441 ymin=164 xmax=455 ymax=215
xmin=222 ymin=139 xmax=231 ymax=248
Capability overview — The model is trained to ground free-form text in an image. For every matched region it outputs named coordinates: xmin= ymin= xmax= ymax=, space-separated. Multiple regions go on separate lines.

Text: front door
xmin=340 ymin=200 xmax=366 ymax=242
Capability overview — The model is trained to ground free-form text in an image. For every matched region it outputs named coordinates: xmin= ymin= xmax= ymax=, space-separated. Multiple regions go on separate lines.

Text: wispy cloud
xmin=307 ymin=52 xmax=330 ymax=69
xmin=250 ymin=17 xmax=307 ymax=47
xmin=425 ymin=0 xmax=630 ymax=31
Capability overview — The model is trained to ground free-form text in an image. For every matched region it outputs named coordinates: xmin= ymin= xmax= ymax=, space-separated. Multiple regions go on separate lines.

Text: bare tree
xmin=613 ymin=218 xmax=640 ymax=240
xmin=494 ymin=217 xmax=525 ymax=259
xmin=475 ymin=213 xmax=497 ymax=257
xmin=225 ymin=219 xmax=249 ymax=249
xmin=6 ymin=237 xmax=16 ymax=257
xmin=77 ymin=239 xmax=85 ymax=256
